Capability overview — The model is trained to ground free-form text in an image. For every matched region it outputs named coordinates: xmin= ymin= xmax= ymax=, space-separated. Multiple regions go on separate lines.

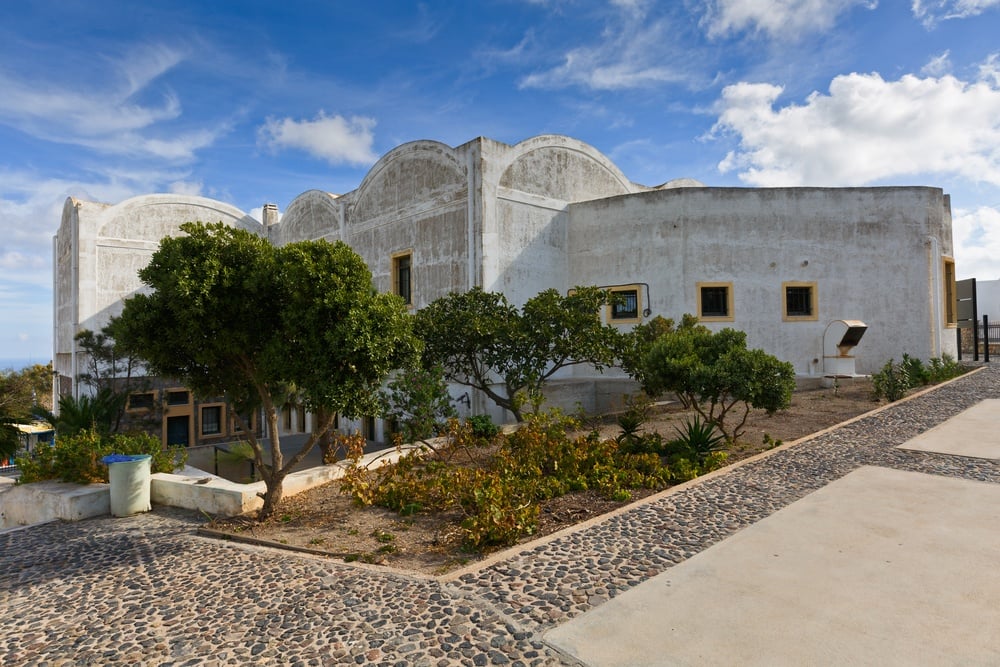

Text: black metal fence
xmin=958 ymin=315 xmax=998 ymax=362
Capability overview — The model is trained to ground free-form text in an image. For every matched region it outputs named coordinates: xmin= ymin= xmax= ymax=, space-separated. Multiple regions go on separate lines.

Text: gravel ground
xmin=1 ymin=365 xmax=997 ymax=666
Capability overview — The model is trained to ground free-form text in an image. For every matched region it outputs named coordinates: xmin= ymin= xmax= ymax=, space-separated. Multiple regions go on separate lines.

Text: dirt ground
xmin=207 ymin=377 xmax=879 ymax=575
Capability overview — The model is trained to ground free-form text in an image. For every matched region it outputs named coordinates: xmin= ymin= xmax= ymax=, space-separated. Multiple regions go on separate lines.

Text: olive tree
xmin=642 ymin=326 xmax=795 ymax=442
xmin=415 ymin=286 xmax=622 ymax=421
xmin=114 ymin=222 xmax=418 ymax=518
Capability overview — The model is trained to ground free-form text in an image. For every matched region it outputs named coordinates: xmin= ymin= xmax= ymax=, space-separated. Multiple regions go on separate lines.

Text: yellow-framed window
xmin=697 ymin=282 xmax=734 ymax=322
xmin=605 ymin=284 xmax=644 ymax=324
xmin=392 ymin=250 xmax=413 ymax=307
xmin=782 ymin=281 xmax=818 ymax=321
xmin=943 ymin=257 xmax=957 ymax=327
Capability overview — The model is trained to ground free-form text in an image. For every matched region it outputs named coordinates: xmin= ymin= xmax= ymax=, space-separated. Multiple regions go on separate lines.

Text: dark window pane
xmin=612 ymin=290 xmax=639 ymax=320
xmin=202 ymin=406 xmax=222 ymax=435
xmin=701 ymin=286 xmax=729 ymax=317
xmin=129 ymin=393 xmax=155 ymax=410
xmin=167 ymin=390 xmax=189 ymax=405
xmin=396 ymin=255 xmax=411 ymax=305
xmin=786 ymin=286 xmax=813 ymax=317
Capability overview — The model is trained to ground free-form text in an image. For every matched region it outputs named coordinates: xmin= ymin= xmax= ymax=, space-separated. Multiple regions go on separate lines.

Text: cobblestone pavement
xmin=2 ymin=366 xmax=998 ymax=666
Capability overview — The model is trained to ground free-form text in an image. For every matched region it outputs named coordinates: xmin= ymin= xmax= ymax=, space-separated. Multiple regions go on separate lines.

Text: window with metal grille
xmin=785 ymin=285 xmax=813 ymax=317
xmin=611 ymin=289 xmax=638 ymax=320
xmin=700 ymin=285 xmax=729 ymax=318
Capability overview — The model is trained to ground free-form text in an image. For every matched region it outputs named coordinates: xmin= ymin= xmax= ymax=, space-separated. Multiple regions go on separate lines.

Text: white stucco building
xmin=54 ymin=134 xmax=958 ymax=436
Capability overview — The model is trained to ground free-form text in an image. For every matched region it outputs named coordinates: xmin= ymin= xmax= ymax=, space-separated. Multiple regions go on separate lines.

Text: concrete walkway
xmin=2 ymin=366 xmax=999 ymax=666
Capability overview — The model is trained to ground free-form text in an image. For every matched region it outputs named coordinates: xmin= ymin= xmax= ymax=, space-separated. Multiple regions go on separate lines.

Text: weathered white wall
xmin=478 ymin=135 xmax=643 ymax=306
xmin=53 ymin=195 xmax=262 ymax=395
xmin=567 ymin=186 xmax=955 ymax=375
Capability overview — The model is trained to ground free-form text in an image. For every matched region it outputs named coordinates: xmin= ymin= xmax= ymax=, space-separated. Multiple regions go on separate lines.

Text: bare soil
xmin=207 ymin=378 xmax=878 ymax=575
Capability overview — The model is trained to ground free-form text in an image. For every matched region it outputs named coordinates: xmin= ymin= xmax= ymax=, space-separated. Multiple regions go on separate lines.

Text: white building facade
xmin=54 ymin=135 xmax=957 ymax=433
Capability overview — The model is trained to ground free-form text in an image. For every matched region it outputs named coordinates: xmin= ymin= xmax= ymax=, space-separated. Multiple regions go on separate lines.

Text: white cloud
xmin=953 ymin=206 xmax=1000 ymax=279
xmin=518 ymin=6 xmax=686 ymax=91
xmin=711 ymin=68 xmax=1000 ymax=187
xmin=921 ymin=51 xmax=952 ymax=77
xmin=703 ymin=0 xmax=878 ymax=39
xmin=0 ymin=44 xmax=224 ymax=162
xmin=912 ymin=0 xmax=1000 ymax=27
xmin=258 ymin=113 xmax=378 ymax=165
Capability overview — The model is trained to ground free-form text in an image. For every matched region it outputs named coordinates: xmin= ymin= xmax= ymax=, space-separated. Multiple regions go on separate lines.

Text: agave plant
xmin=673 ymin=416 xmax=726 ymax=464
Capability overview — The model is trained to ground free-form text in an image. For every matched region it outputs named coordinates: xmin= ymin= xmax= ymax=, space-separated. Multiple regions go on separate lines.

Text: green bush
xmin=871 ymin=359 xmax=910 ymax=402
xmin=872 ymin=353 xmax=967 ymax=403
xmin=16 ymin=428 xmax=186 ymax=485
xmin=465 ymin=414 xmax=499 ymax=439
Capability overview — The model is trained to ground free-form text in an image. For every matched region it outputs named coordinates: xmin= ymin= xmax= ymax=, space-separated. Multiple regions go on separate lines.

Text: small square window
xmin=393 ymin=252 xmax=412 ymax=306
xmin=783 ymin=282 xmax=818 ymax=321
xmin=610 ymin=289 xmax=639 ymax=321
xmin=201 ymin=406 xmax=222 ymax=436
xmin=697 ymin=282 xmax=733 ymax=321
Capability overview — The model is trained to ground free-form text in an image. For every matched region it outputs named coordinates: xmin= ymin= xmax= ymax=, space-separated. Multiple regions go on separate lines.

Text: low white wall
xmin=0 ymin=480 xmax=110 ymax=529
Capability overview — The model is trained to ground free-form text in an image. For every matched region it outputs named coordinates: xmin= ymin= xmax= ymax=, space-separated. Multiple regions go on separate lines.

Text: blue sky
xmin=1 ymin=0 xmax=1000 ymax=367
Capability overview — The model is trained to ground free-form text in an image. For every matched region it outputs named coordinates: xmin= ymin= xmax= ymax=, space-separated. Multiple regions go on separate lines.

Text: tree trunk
xmin=314 ymin=406 xmax=335 ymax=462
xmin=257 ymin=402 xmax=285 ymax=520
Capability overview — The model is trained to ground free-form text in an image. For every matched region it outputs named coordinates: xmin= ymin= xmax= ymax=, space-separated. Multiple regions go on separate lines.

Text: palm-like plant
xmin=34 ymin=389 xmax=129 ymax=438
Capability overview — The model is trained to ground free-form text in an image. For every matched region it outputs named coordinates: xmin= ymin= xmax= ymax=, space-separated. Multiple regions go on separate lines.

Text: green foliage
xmin=381 ymin=364 xmax=457 ymax=442
xmin=415 ymin=286 xmax=623 ymax=421
xmin=465 ymin=414 xmax=499 ymax=439
xmin=342 ymin=411 xmax=672 ymax=551
xmin=871 ymin=353 xmax=967 ymax=402
xmin=671 ymin=416 xmax=727 ymax=464
xmin=618 ymin=315 xmax=699 ymax=395
xmin=34 ymin=389 xmax=129 ymax=438
xmin=642 ymin=326 xmax=795 ymax=441
xmin=16 ymin=428 xmax=186 ymax=485
xmin=1 ymin=364 xmax=54 ymax=459
xmin=926 ymin=354 xmax=966 ymax=384
xmin=114 ymin=222 xmax=419 ymax=518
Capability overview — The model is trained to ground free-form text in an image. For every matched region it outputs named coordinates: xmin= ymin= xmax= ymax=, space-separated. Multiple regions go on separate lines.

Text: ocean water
xmin=0 ymin=358 xmax=51 ymax=372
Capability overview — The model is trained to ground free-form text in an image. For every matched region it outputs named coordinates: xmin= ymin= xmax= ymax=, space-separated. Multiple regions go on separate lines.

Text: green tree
xmin=114 ymin=222 xmax=418 ymax=518
xmin=381 ymin=363 xmax=457 ymax=443
xmin=415 ymin=286 xmax=623 ymax=421
xmin=618 ymin=314 xmax=700 ymax=400
xmin=1 ymin=364 xmax=53 ymax=459
xmin=72 ymin=326 xmax=148 ymax=432
xmin=642 ymin=326 xmax=795 ymax=442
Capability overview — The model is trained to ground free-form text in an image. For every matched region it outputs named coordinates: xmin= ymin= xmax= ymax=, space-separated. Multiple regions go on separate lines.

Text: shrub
xmin=871 ymin=359 xmax=910 ymax=402
xmin=342 ymin=409 xmax=673 ymax=551
xmin=16 ymin=428 xmax=186 ymax=484
xmin=642 ymin=326 xmax=795 ymax=441
xmin=872 ymin=353 xmax=967 ymax=402
xmin=927 ymin=354 xmax=965 ymax=384
xmin=465 ymin=414 xmax=499 ymax=439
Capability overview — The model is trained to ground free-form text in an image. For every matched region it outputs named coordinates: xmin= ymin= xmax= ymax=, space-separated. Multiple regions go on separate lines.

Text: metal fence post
xmin=985 ymin=315 xmax=991 ymax=363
